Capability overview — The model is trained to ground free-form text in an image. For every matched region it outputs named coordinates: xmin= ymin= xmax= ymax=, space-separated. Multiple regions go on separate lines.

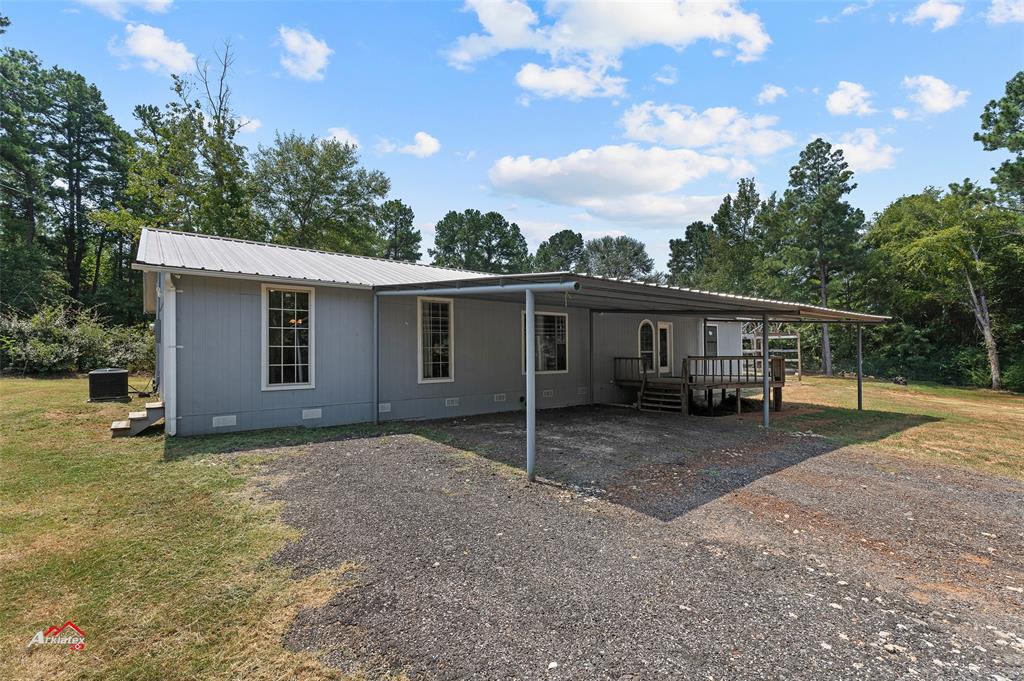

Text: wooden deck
xmin=613 ymin=356 xmax=786 ymax=415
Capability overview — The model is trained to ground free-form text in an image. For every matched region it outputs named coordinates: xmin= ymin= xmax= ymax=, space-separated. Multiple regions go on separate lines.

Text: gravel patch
xmin=266 ymin=406 xmax=1024 ymax=680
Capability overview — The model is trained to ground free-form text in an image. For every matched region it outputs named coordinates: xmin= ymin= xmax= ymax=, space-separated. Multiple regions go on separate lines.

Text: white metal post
xmin=856 ymin=323 xmax=863 ymax=411
xmin=762 ymin=313 xmax=769 ymax=429
xmin=525 ymin=289 xmax=536 ymax=482
xmin=372 ymin=293 xmax=379 ymax=425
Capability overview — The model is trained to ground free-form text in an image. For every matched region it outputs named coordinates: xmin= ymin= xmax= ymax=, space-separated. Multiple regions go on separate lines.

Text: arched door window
xmin=638 ymin=320 xmax=655 ymax=372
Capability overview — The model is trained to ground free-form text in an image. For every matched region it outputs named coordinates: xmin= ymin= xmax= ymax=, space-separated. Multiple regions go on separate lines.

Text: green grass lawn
xmin=0 ymin=376 xmax=409 ymax=680
xmin=1 ymin=375 xmax=1021 ymax=679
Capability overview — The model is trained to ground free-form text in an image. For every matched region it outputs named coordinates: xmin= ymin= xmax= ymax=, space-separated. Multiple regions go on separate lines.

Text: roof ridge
xmin=140 ymin=227 xmax=489 ymax=276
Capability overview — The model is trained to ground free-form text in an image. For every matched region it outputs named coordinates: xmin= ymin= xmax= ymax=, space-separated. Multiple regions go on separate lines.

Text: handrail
xmin=612 ymin=357 xmax=646 ymax=383
xmin=684 ymin=355 xmax=786 ymax=386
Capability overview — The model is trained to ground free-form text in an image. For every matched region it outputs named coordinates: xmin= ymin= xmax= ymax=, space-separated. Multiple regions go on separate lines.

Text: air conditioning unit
xmin=88 ymin=368 xmax=128 ymax=402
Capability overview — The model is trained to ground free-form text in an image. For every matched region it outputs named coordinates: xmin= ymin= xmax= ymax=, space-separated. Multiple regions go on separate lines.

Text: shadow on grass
xmin=774 ymin=401 xmax=941 ymax=446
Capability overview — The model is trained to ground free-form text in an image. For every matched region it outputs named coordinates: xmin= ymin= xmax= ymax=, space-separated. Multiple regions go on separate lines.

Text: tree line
xmin=1 ymin=14 xmax=1021 ymax=389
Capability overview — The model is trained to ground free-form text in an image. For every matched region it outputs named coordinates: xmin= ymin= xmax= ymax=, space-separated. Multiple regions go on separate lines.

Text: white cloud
xmin=327 ymin=127 xmax=359 ymax=146
xmin=757 ymin=83 xmax=787 ymax=105
xmin=380 ymin=132 xmax=441 ymax=158
xmin=620 ymin=102 xmax=794 ymax=156
xmin=653 ymin=65 xmax=678 ymax=85
xmin=988 ymin=0 xmax=1024 ymax=23
xmin=489 ymin=143 xmax=750 ymax=223
xmin=826 ymin=81 xmax=876 ymax=116
xmin=447 ymin=0 xmax=771 ymax=99
xmin=902 ymin=74 xmax=969 ymax=114
xmin=277 ymin=26 xmax=332 ymax=81
xmin=76 ymin=0 xmax=171 ymax=21
xmin=237 ymin=116 xmax=262 ymax=133
xmin=904 ymin=0 xmax=964 ymax=30
xmin=818 ymin=0 xmax=876 ymax=23
xmin=891 ymin=107 xmax=910 ymax=120
xmin=834 ymin=128 xmax=900 ymax=172
xmin=111 ymin=23 xmax=194 ymax=73
xmin=515 ymin=62 xmax=626 ymax=99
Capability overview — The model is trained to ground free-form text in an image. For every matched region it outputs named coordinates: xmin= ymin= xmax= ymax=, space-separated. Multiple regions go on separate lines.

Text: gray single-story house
xmin=127 ymin=228 xmax=886 ymax=478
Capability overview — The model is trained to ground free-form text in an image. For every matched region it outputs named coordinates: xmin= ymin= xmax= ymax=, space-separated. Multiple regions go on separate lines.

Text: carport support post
xmin=856 ymin=323 xmax=863 ymax=411
xmin=372 ymin=292 xmax=379 ymax=425
xmin=762 ymin=314 xmax=770 ymax=429
xmin=525 ymin=289 xmax=536 ymax=482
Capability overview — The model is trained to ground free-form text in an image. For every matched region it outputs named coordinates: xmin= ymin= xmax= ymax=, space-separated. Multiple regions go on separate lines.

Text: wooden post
xmin=736 ymin=388 xmax=742 ymax=419
xmin=856 ymin=323 xmax=863 ymax=411
xmin=796 ymin=330 xmax=802 ymax=382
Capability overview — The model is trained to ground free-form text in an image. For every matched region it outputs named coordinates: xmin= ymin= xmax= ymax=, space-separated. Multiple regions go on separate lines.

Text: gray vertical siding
xmin=166 ymin=274 xmax=747 ymax=435
xmin=173 ymin=275 xmax=375 ymax=435
xmin=377 ymin=296 xmax=591 ymax=420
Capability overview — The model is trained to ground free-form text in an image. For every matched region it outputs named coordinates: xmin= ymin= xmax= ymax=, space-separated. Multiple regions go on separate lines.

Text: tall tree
xmin=667 ymin=220 xmax=713 ymax=287
xmin=251 ymin=132 xmax=389 ymax=253
xmin=429 ymin=209 xmax=531 ymax=273
xmin=533 ymin=229 xmax=583 ymax=272
xmin=975 ymin=71 xmax=1024 ymax=209
xmin=377 ymin=198 xmax=421 ymax=261
xmin=782 ymin=139 xmax=864 ymax=375
xmin=868 ymin=182 xmax=1021 ymax=389
xmin=43 ymin=67 xmax=127 ymax=301
xmin=580 ymin=235 xmax=654 ymax=280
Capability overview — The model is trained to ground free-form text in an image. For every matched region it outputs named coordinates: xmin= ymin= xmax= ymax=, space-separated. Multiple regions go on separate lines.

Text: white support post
xmin=762 ymin=313 xmax=769 ymax=429
xmin=856 ymin=323 xmax=863 ymax=411
xmin=373 ymin=293 xmax=379 ymax=425
xmin=162 ymin=272 xmax=177 ymax=436
xmin=525 ymin=289 xmax=536 ymax=482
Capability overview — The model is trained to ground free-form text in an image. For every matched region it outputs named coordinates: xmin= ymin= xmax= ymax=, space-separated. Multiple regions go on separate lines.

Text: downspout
xmin=373 ymin=292 xmax=379 ymax=425
xmin=761 ymin=313 xmax=769 ymax=429
xmin=526 ymin=289 xmax=536 ymax=482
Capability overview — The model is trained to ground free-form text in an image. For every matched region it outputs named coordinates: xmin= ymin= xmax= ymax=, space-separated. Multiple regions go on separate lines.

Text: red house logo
xmin=27 ymin=621 xmax=86 ymax=650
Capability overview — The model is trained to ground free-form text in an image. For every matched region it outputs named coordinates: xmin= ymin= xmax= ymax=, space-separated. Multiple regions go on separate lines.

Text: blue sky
xmin=4 ymin=0 xmax=1022 ymax=267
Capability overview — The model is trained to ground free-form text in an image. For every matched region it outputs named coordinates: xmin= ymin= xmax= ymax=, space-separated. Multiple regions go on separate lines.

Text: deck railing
xmin=684 ymin=355 xmax=786 ymax=386
xmin=613 ymin=357 xmax=647 ymax=385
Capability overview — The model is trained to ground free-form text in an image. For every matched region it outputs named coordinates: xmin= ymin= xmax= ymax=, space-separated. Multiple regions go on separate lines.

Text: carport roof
xmin=375 ymin=273 xmax=890 ymax=324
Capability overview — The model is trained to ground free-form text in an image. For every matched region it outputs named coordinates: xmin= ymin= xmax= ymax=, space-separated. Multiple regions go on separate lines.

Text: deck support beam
xmin=762 ymin=313 xmax=770 ymax=429
xmin=856 ymin=323 xmax=863 ymax=411
xmin=526 ymin=289 xmax=536 ymax=482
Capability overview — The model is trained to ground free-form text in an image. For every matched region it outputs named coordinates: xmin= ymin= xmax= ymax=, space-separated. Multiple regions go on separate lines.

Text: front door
xmin=657 ymin=322 xmax=673 ymax=375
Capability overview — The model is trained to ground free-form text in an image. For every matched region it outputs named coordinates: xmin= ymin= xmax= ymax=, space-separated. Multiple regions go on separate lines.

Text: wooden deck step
xmin=110 ymin=400 xmax=166 ymax=438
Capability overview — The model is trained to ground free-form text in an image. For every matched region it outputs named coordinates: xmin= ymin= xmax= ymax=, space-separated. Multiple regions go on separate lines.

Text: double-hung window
xmin=522 ymin=311 xmax=568 ymax=374
xmin=418 ymin=297 xmax=454 ymax=383
xmin=262 ymin=285 xmax=314 ymax=390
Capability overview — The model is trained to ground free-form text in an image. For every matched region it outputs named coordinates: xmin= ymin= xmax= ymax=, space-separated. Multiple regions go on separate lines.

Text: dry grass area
xmin=776 ymin=375 xmax=1024 ymax=480
xmin=0 ymin=376 xmax=403 ymax=681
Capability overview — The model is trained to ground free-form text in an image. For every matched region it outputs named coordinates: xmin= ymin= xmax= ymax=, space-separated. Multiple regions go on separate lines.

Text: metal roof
xmin=133 ymin=228 xmax=493 ymax=288
xmin=133 ymin=228 xmax=888 ymax=323
xmin=375 ymin=273 xmax=890 ymax=324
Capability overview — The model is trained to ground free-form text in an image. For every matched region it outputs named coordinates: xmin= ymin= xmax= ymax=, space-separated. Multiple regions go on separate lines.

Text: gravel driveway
xmin=267 ymin=406 xmax=1024 ymax=680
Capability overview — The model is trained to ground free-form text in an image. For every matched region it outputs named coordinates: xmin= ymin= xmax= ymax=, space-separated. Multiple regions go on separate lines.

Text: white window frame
xmin=657 ymin=321 xmax=673 ymax=375
xmin=417 ymin=296 xmax=455 ymax=384
xmin=521 ymin=310 xmax=570 ymax=375
xmin=261 ymin=283 xmax=315 ymax=392
xmin=703 ymin=322 xmax=719 ymax=357
xmin=638 ymin=319 xmax=656 ymax=374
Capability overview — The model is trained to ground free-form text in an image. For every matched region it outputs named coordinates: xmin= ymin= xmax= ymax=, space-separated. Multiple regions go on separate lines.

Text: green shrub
xmin=1004 ymin=364 xmax=1024 ymax=392
xmin=0 ymin=304 xmax=154 ymax=374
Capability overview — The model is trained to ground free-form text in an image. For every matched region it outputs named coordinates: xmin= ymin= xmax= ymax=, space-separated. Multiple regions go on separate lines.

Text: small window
xmin=262 ymin=285 xmax=314 ymax=390
xmin=638 ymin=320 xmax=655 ymax=372
xmin=418 ymin=297 xmax=454 ymax=383
xmin=658 ymin=322 xmax=673 ymax=373
xmin=522 ymin=312 xmax=568 ymax=374
xmin=705 ymin=324 xmax=719 ymax=357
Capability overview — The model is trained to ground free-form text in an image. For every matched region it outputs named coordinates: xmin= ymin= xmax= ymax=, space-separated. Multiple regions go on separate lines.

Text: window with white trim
xmin=418 ymin=297 xmax=453 ymax=383
xmin=263 ymin=286 xmax=314 ymax=389
xmin=522 ymin=311 xmax=568 ymax=374
xmin=638 ymin=319 xmax=655 ymax=372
